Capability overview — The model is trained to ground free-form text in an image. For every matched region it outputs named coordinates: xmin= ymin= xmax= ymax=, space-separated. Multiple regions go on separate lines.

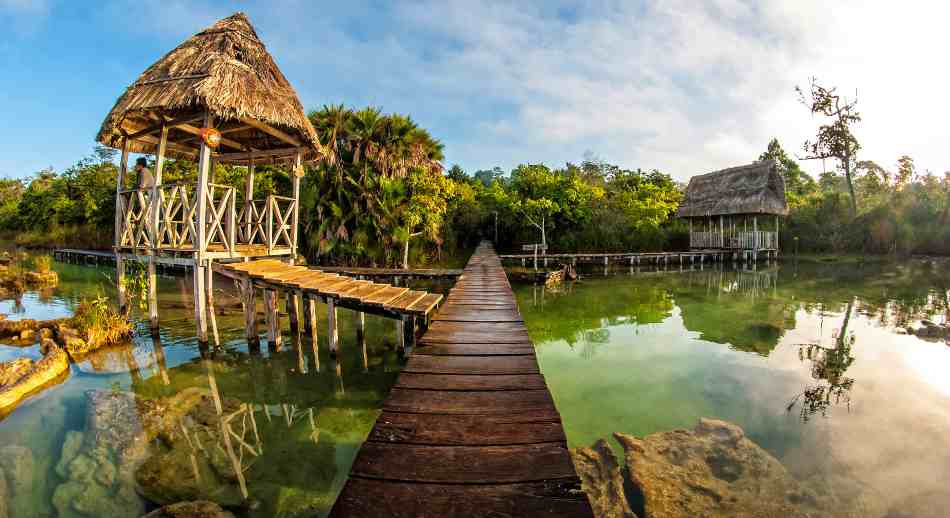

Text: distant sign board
xmin=522 ymin=244 xmax=548 ymax=252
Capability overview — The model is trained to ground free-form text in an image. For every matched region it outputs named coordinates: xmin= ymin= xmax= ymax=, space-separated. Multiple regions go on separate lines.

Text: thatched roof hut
xmin=96 ymin=12 xmax=320 ymax=163
xmin=676 ymin=160 xmax=788 ymax=218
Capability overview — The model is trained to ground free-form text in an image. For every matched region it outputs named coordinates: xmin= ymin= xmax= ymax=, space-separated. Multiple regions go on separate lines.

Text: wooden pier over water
xmin=330 ymin=242 xmax=592 ymax=517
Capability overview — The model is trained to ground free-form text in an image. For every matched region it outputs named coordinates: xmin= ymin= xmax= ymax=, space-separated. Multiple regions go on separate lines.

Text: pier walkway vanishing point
xmin=330 ymin=242 xmax=592 ymax=517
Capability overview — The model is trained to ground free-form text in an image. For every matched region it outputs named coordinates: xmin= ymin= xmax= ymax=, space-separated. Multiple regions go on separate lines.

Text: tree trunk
xmin=540 ymin=216 xmax=546 ymax=251
xmin=844 ymin=154 xmax=857 ymax=217
xmin=402 ymin=239 xmax=409 ymax=270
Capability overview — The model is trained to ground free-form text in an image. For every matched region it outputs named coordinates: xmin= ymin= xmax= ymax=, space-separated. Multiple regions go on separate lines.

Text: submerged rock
xmin=51 ymin=389 xmax=209 ymax=518
xmin=143 ymin=500 xmax=236 ymax=518
xmin=0 ymin=445 xmax=35 ymax=518
xmin=570 ymin=439 xmax=637 ymax=518
xmin=0 ymin=345 xmax=70 ymax=413
xmin=613 ymin=418 xmax=841 ymax=518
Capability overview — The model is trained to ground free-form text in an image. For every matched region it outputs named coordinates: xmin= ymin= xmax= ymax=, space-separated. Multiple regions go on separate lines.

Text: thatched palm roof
xmin=96 ymin=12 xmax=320 ymax=162
xmin=676 ymin=160 xmax=788 ymax=218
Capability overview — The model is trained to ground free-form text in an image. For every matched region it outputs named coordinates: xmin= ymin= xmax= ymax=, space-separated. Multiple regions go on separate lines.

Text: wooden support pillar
xmin=264 ymin=289 xmax=281 ymax=349
xmin=244 ymin=160 xmax=255 ymax=242
xmin=286 ymin=291 xmax=300 ymax=338
xmin=194 ymin=112 xmax=213 ymax=343
xmin=404 ymin=315 xmax=416 ymax=351
xmin=193 ymin=259 xmax=208 ymax=343
xmin=305 ymin=296 xmax=319 ymax=372
xmin=396 ymin=318 xmax=405 ymax=354
xmin=243 ymin=279 xmax=259 ymax=349
xmin=114 ymin=138 xmax=129 ymax=315
xmin=291 ymin=153 xmax=302 ymax=259
xmin=206 ymin=265 xmax=220 ymax=347
xmin=327 ymin=298 xmax=339 ymax=355
xmin=357 ymin=312 xmax=367 ymax=371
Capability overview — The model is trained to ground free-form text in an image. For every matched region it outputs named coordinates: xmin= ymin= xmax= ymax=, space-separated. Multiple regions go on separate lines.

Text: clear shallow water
xmin=514 ymin=260 xmax=950 ymax=516
xmin=0 ymin=258 xmax=420 ymax=517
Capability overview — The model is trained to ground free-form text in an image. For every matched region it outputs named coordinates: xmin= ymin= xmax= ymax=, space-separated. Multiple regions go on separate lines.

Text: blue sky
xmin=1 ymin=0 xmax=948 ymax=181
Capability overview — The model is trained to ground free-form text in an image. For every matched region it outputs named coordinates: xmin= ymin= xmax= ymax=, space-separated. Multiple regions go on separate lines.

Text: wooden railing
xmin=266 ymin=195 xmax=296 ymax=252
xmin=690 ymin=230 xmax=778 ymax=250
xmin=116 ymin=183 xmax=295 ymax=254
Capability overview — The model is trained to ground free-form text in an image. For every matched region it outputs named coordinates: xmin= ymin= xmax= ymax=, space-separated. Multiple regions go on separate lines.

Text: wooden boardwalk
xmin=330 ymin=243 xmax=592 ymax=517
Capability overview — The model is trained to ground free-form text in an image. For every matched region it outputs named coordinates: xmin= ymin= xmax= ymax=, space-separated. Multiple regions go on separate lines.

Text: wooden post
xmin=206 ymin=265 xmax=219 ymax=347
xmin=147 ymin=124 xmax=168 ymax=332
xmin=264 ymin=289 xmax=281 ymax=349
xmin=243 ymin=279 xmax=259 ymax=347
xmin=396 ymin=318 xmax=405 ymax=354
xmin=291 ymin=153 xmax=302 ymax=259
xmin=775 ymin=215 xmax=779 ymax=253
xmin=193 ymin=260 xmax=207 ymax=343
xmin=719 ymin=215 xmax=724 ymax=248
xmin=753 ymin=215 xmax=758 ymax=261
xmin=327 ymin=298 xmax=339 ymax=355
xmin=286 ymin=291 xmax=301 ymax=338
xmin=688 ymin=218 xmax=693 ymax=248
xmin=114 ymin=138 xmax=129 ymax=314
xmin=306 ymin=296 xmax=319 ymax=371
xmin=194 ymin=112 xmax=213 ymax=343
xmin=404 ymin=315 xmax=416 ymax=351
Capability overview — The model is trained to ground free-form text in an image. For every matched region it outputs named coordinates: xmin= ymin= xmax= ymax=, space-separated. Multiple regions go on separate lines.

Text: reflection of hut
xmin=676 ymin=160 xmax=787 ymax=259
xmin=97 ymin=12 xmax=321 ymax=341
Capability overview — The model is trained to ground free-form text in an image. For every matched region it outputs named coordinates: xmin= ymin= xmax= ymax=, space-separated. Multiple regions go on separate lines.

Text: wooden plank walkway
xmin=330 ymin=242 xmax=592 ymax=518
xmin=310 ymin=265 xmax=463 ymax=279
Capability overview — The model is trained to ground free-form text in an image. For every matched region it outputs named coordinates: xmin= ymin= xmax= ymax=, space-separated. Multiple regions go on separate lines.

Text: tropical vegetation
xmin=1 ymin=99 xmax=948 ymax=263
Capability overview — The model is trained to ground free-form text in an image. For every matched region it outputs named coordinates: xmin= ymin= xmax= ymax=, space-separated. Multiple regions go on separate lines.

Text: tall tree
xmin=797 ymin=78 xmax=862 ymax=217
xmin=758 ymin=138 xmax=817 ymax=201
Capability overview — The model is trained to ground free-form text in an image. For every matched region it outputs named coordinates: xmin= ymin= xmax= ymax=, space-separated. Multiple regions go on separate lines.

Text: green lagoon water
xmin=0 ymin=257 xmax=428 ymax=517
xmin=514 ymin=259 xmax=950 ymax=514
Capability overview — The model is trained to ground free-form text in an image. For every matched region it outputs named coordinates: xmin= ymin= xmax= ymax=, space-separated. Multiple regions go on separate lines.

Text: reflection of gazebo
xmin=97 ymin=12 xmax=321 ymax=340
xmin=677 ymin=160 xmax=788 ymax=260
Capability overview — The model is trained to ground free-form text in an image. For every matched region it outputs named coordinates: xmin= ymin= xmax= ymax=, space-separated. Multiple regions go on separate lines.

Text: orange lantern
xmin=200 ymin=127 xmax=222 ymax=149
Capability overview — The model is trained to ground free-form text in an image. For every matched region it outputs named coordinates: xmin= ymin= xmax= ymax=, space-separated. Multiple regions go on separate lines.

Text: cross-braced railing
xmin=266 ymin=194 xmax=296 ymax=252
xmin=116 ymin=182 xmax=296 ymax=255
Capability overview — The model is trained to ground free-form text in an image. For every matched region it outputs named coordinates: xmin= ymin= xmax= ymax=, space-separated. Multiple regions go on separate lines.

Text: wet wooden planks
xmin=215 ymin=259 xmax=443 ymax=320
xmin=330 ymin=242 xmax=592 ymax=517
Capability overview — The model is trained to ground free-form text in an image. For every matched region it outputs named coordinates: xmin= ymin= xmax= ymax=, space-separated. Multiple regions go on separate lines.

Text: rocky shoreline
xmin=570 ymin=418 xmax=925 ymax=518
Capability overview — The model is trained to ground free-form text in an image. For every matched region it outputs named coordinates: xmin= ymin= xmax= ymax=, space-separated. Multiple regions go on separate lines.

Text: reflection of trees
xmin=787 ymin=299 xmax=856 ymax=422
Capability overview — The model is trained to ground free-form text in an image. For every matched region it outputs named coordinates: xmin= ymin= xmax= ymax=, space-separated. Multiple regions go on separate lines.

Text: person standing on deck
xmin=134 ymin=157 xmax=154 ymax=190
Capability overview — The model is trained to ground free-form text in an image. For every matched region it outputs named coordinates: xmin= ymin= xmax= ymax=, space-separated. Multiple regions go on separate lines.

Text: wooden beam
xmin=218 ymin=123 xmax=252 ymax=135
xmin=134 ymin=134 xmax=198 ymax=158
xmin=240 ymin=117 xmax=302 ymax=147
xmin=171 ymin=123 xmax=246 ymax=151
xmin=126 ymin=113 xmax=205 ymax=141
xmin=214 ymin=146 xmax=309 ymax=162
xmin=115 ymin=138 xmax=129 ymax=314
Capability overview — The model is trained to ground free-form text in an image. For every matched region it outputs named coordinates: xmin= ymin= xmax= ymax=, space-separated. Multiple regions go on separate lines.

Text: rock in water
xmin=614 ymin=418 xmax=827 ymax=518
xmin=570 ymin=439 xmax=638 ymax=518
xmin=142 ymin=500 xmax=236 ymax=518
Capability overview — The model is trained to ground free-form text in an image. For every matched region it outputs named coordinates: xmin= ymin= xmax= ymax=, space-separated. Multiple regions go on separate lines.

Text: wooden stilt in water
xmin=356 ymin=312 xmax=367 ymax=371
xmin=327 ymin=298 xmax=339 ymax=355
xmin=396 ymin=318 xmax=405 ymax=354
xmin=306 ymin=296 xmax=319 ymax=371
xmin=116 ymin=252 xmax=126 ymax=315
xmin=264 ymin=289 xmax=281 ymax=349
xmin=147 ymin=258 xmax=159 ymax=332
xmin=243 ymin=280 xmax=259 ymax=349
xmin=194 ymin=259 xmax=208 ymax=343
xmin=286 ymin=291 xmax=300 ymax=338
xmin=206 ymin=265 xmax=219 ymax=348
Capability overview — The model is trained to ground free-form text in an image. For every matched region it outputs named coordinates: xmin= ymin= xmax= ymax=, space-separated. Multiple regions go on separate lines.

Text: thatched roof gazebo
xmin=677 ymin=160 xmax=788 ymax=255
xmin=97 ymin=12 xmax=320 ymax=161
xmin=100 ymin=12 xmax=321 ymax=342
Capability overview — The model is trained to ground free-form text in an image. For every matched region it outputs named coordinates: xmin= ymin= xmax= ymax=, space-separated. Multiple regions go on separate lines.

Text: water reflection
xmin=516 ymin=259 xmax=950 ymax=517
xmin=0 ymin=257 xmax=415 ymax=517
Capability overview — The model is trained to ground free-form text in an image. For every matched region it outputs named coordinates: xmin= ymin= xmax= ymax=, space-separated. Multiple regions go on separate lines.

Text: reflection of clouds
xmin=747 ymin=309 xmax=950 ymax=513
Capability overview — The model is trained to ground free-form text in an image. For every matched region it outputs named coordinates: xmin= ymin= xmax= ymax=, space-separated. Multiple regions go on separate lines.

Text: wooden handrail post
xmin=266 ymin=194 xmax=274 ymax=254
xmin=114 ymin=138 xmax=129 ymax=314
xmin=194 ymin=112 xmax=213 ymax=343
xmin=244 ymin=160 xmax=255 ymax=243
xmin=291 ymin=153 xmax=301 ymax=260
